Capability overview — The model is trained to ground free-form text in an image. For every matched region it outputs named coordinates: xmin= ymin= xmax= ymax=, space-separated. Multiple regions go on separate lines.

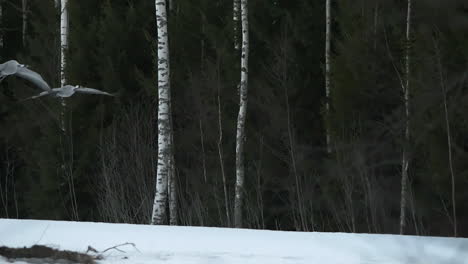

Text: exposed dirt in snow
xmin=0 ymin=245 xmax=98 ymax=264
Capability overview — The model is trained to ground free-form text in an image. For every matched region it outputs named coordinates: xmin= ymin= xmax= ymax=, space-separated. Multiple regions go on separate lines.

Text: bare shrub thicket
xmin=322 ymin=136 xmax=420 ymax=234
xmin=0 ymin=141 xmax=19 ymax=218
xmin=96 ymin=105 xmax=155 ymax=224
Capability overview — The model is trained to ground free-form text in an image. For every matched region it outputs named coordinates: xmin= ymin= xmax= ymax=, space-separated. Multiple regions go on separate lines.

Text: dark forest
xmin=1 ymin=0 xmax=468 ymax=238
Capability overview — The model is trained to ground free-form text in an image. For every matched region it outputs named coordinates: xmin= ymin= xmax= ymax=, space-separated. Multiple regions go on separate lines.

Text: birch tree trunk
xmin=325 ymin=0 xmax=331 ymax=154
xmin=151 ymin=0 xmax=172 ymax=225
xmin=234 ymin=0 xmax=249 ymax=228
xmin=57 ymin=0 xmax=78 ymax=221
xmin=60 ymin=0 xmax=68 ymax=86
xmin=22 ymin=0 xmax=27 ymax=47
xmin=60 ymin=0 xmax=69 ymax=132
xmin=233 ymin=0 xmax=240 ymax=50
xmin=399 ymin=0 xmax=411 ymax=235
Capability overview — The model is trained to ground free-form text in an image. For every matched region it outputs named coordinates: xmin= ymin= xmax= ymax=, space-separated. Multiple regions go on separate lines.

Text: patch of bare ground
xmin=0 ymin=245 xmax=101 ymax=264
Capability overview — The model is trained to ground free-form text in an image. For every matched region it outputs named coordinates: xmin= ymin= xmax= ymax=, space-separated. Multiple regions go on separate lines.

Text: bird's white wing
xmin=15 ymin=67 xmax=52 ymax=91
xmin=75 ymin=87 xmax=114 ymax=96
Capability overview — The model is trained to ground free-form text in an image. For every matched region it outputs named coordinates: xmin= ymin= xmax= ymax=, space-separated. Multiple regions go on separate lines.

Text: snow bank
xmin=1 ymin=219 xmax=467 ymax=264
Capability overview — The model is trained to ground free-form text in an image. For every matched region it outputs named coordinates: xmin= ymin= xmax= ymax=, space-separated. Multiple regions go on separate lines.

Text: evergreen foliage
xmin=0 ymin=0 xmax=467 ymax=236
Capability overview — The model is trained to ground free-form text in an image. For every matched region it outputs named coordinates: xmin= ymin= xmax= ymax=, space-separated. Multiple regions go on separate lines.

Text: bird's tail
xmin=19 ymin=96 xmax=35 ymax=102
xmin=20 ymin=92 xmax=50 ymax=102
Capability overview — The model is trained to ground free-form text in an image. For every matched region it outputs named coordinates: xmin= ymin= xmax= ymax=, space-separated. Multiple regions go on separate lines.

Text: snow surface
xmin=1 ymin=219 xmax=468 ymax=264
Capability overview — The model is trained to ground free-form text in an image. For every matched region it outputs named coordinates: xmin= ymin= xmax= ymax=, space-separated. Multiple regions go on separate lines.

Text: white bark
xmin=234 ymin=0 xmax=249 ymax=228
xmin=151 ymin=0 xmax=172 ymax=225
xmin=325 ymin=0 xmax=331 ymax=154
xmin=233 ymin=0 xmax=240 ymax=50
xmin=56 ymin=0 xmax=78 ymax=221
xmin=60 ymin=0 xmax=68 ymax=86
xmin=60 ymin=0 xmax=69 ymax=132
xmin=22 ymin=0 xmax=27 ymax=47
xmin=399 ymin=0 xmax=411 ymax=235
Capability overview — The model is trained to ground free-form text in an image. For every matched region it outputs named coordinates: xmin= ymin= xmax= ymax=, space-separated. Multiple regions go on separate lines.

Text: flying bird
xmin=24 ymin=85 xmax=115 ymax=100
xmin=0 ymin=60 xmax=51 ymax=91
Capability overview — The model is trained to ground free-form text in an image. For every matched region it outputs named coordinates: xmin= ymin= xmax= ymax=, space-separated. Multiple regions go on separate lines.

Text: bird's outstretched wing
xmin=75 ymin=87 xmax=114 ymax=96
xmin=21 ymin=91 xmax=53 ymax=101
xmin=15 ymin=67 xmax=51 ymax=91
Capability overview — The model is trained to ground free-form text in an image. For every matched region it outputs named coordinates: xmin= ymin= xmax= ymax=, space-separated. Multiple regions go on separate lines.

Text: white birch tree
xmin=325 ymin=0 xmax=331 ymax=153
xmin=60 ymin=0 xmax=69 ymax=132
xmin=57 ymin=0 xmax=78 ymax=220
xmin=233 ymin=0 xmax=240 ymax=50
xmin=151 ymin=0 xmax=172 ymax=225
xmin=60 ymin=0 xmax=68 ymax=86
xmin=234 ymin=0 xmax=249 ymax=228
xmin=399 ymin=0 xmax=411 ymax=235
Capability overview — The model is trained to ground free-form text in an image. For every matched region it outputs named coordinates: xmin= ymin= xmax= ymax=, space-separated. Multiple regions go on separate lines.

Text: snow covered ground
xmin=1 ymin=219 xmax=468 ymax=264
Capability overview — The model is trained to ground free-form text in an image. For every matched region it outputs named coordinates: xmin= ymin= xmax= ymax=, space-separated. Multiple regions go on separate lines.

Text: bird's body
xmin=0 ymin=61 xmax=18 ymax=75
xmin=53 ymin=85 xmax=76 ymax=97
xmin=25 ymin=85 xmax=114 ymax=100
xmin=0 ymin=60 xmax=51 ymax=91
